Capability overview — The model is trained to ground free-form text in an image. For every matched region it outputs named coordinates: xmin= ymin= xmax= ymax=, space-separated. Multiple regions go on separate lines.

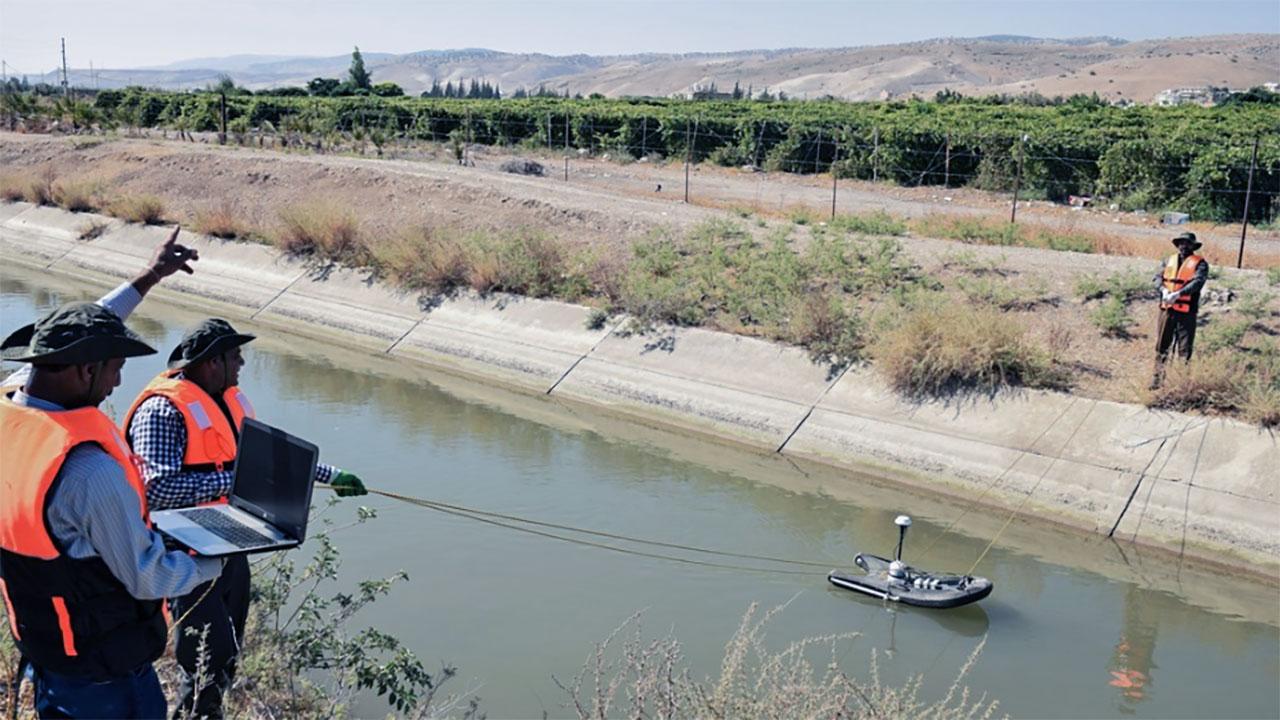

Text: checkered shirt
xmin=128 ymin=395 xmax=336 ymax=511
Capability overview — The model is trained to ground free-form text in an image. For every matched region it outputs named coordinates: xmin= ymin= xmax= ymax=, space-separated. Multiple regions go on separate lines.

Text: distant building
xmin=1153 ymin=86 xmax=1232 ymax=106
xmin=687 ymin=86 xmax=734 ymax=101
xmin=1264 ymin=82 xmax=1280 ymax=93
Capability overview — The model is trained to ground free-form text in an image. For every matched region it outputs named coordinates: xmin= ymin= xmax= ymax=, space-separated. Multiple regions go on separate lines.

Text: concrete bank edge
xmin=3 ymin=203 xmax=1276 ymax=577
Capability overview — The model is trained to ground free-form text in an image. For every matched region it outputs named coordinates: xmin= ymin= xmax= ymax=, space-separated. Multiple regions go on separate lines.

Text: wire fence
xmin=6 ymin=90 xmax=1280 ymax=265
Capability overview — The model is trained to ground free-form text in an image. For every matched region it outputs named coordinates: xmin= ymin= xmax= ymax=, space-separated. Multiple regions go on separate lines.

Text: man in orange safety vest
xmin=1151 ymin=232 xmax=1209 ymax=388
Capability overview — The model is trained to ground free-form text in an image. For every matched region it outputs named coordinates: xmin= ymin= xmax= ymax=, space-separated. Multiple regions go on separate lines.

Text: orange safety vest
xmin=0 ymin=395 xmax=167 ymax=679
xmin=1160 ymin=253 xmax=1203 ymax=313
xmin=123 ymin=373 xmax=256 ymax=477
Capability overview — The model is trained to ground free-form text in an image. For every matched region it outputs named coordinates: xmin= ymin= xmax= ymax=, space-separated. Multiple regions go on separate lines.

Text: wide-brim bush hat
xmin=1 ymin=302 xmax=156 ymax=364
xmin=1170 ymin=231 xmax=1202 ymax=251
xmin=167 ymin=318 xmax=256 ymax=370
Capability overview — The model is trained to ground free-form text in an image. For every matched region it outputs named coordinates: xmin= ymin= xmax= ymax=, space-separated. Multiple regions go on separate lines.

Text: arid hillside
xmin=42 ymin=34 xmax=1279 ymax=104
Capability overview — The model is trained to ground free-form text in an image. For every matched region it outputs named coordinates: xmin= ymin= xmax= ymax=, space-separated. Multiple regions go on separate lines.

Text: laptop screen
xmin=230 ymin=418 xmax=319 ymax=541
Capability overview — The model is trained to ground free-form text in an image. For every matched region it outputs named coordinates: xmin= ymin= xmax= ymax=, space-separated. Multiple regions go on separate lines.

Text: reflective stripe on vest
xmin=1160 ymin=254 xmax=1202 ymax=314
xmin=123 ymin=374 xmax=255 ymax=476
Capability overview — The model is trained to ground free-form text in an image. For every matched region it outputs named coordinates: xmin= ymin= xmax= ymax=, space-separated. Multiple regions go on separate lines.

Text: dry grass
xmin=1148 ymin=351 xmax=1280 ymax=428
xmin=192 ymin=200 xmax=249 ymax=239
xmin=51 ymin=178 xmax=105 ymax=212
xmin=556 ymin=602 xmax=1000 ymax=720
xmin=105 ymin=194 xmax=167 ymax=224
xmin=369 ymin=226 xmax=470 ymax=291
xmin=873 ymin=297 xmax=1063 ymax=396
xmin=273 ymin=201 xmax=364 ymax=262
xmin=0 ymin=174 xmax=28 ymax=202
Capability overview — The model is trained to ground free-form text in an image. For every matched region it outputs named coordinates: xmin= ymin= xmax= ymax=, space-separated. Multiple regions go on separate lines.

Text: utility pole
xmin=563 ymin=113 xmax=569 ymax=181
xmin=1237 ymin=135 xmax=1260 ymax=269
xmin=60 ymin=38 xmax=69 ymax=97
xmin=546 ymin=111 xmax=551 ymax=150
xmin=1010 ymin=133 xmax=1028 ymax=224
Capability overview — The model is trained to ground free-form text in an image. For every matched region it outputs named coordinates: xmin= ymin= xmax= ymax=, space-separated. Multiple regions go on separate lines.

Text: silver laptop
xmin=152 ymin=418 xmax=318 ymax=557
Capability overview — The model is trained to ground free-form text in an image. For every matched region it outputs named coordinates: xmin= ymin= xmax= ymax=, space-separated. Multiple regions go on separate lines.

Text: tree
xmin=348 ymin=46 xmax=372 ymax=90
xmin=372 ymin=82 xmax=404 ymax=97
xmin=308 ymin=77 xmax=342 ymax=96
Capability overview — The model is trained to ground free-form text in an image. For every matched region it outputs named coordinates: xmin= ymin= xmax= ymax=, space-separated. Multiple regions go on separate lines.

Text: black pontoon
xmin=827 ymin=515 xmax=993 ymax=609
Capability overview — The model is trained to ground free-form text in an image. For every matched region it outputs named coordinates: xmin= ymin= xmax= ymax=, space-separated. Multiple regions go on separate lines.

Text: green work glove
xmin=331 ymin=470 xmax=368 ymax=497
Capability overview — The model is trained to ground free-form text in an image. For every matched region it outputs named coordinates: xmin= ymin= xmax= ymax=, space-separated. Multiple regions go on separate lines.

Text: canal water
xmin=3 ymin=266 xmax=1277 ymax=719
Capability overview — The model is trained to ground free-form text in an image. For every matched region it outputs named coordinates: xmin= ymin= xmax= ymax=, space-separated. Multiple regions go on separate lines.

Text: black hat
xmin=1171 ymin=232 xmax=1202 ymax=250
xmin=0 ymin=302 xmax=156 ymax=365
xmin=167 ymin=318 xmax=255 ymax=370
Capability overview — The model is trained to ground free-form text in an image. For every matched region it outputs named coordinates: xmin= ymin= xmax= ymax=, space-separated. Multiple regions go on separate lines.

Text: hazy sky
xmin=1 ymin=0 xmax=1277 ymax=74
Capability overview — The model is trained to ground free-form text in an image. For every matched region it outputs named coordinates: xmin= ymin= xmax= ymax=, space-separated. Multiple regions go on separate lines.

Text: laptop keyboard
xmin=180 ymin=508 xmax=276 ymax=549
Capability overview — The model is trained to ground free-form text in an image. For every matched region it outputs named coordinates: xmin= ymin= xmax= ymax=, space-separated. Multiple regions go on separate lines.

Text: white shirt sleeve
xmin=1 ymin=282 xmax=143 ymax=390
xmin=97 ymin=281 xmax=144 ymax=320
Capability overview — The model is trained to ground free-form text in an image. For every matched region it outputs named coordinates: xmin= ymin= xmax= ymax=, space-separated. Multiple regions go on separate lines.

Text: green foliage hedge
xmin=45 ymin=90 xmax=1279 ymax=221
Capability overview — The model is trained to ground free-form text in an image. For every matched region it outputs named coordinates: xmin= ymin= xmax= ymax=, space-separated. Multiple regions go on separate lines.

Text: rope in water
xmin=319 ymin=484 xmax=837 ymax=576
xmin=962 ymin=402 xmax=1097 ymax=576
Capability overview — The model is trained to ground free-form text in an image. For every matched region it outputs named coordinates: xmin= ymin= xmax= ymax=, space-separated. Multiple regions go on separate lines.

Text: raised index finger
xmin=163 ymin=224 xmax=181 ymax=247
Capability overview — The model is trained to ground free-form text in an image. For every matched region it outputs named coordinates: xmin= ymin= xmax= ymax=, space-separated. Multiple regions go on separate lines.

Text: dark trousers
xmin=32 ymin=664 xmax=165 ymax=719
xmin=1153 ymin=308 xmax=1197 ymax=384
xmin=169 ymin=554 xmax=250 ymax=720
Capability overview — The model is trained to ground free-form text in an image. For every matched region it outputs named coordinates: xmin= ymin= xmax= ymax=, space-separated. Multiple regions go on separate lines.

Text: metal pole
xmin=640 ymin=118 xmax=647 ymax=158
xmin=944 ymin=131 xmax=951 ymax=188
xmin=1010 ymin=133 xmax=1027 ymax=224
xmin=546 ymin=111 xmax=551 ymax=150
xmin=1237 ymin=135 xmax=1260 ymax=269
xmin=872 ymin=127 xmax=879 ymax=183
xmin=814 ymin=128 xmax=822 ymax=175
xmin=831 ymin=138 xmax=839 ymax=220
xmin=218 ymin=92 xmax=227 ymax=145
xmin=685 ymin=117 xmax=698 ymax=204
xmin=564 ymin=112 xmax=569 ymax=181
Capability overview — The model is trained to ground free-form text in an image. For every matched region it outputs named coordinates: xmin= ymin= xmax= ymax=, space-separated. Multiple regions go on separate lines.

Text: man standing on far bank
xmin=123 ymin=319 xmax=366 ymax=719
xmin=1152 ymin=231 xmax=1209 ymax=388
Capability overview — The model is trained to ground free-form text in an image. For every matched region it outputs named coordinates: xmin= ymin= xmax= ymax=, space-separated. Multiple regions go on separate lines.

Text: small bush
xmin=1199 ymin=318 xmax=1251 ymax=354
xmin=873 ymin=297 xmax=1062 ymax=396
xmin=499 ymin=158 xmax=545 ymax=176
xmin=275 ymin=202 xmax=363 ymax=261
xmin=371 ymin=227 xmax=469 ymax=292
xmin=51 ymin=179 xmax=104 ymax=212
xmin=193 ymin=200 xmax=248 ymax=239
xmin=105 ymin=194 xmax=166 ymax=224
xmin=955 ymin=276 xmax=1050 ymax=310
xmin=829 ymin=209 xmax=908 ymax=236
xmin=1090 ymin=295 xmax=1134 ymax=337
xmin=787 ymin=291 xmax=864 ymax=364
xmin=1234 ymin=291 xmax=1274 ymax=323
xmin=914 ymin=215 xmax=1020 ymax=246
xmin=788 ymin=207 xmax=818 ymax=226
xmin=1266 ymin=266 xmax=1280 ymax=286
xmin=0 ymin=174 xmax=28 ymax=202
xmin=1150 ymin=349 xmax=1280 ymax=428
xmin=1075 ymin=270 xmax=1150 ymax=302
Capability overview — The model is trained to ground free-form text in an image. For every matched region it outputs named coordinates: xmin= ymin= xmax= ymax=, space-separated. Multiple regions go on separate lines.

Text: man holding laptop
xmin=0 ymin=303 xmax=223 ymax=718
xmin=123 ymin=318 xmax=367 ymax=719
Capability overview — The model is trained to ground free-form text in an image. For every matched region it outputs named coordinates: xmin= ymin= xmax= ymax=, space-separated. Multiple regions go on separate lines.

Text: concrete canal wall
xmin=3 ymin=201 xmax=1276 ymax=577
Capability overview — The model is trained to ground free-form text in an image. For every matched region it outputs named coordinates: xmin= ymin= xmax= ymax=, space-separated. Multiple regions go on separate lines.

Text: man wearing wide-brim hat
xmin=1151 ymin=231 xmax=1209 ymax=387
xmin=2 ymin=225 xmax=199 ymax=393
xmin=121 ymin=317 xmax=366 ymax=719
xmin=0 ymin=303 xmax=223 ymax=719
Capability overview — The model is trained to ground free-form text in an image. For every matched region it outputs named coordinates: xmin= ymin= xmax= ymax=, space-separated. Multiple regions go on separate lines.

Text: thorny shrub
xmin=555 ymin=601 xmax=1001 ymax=720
